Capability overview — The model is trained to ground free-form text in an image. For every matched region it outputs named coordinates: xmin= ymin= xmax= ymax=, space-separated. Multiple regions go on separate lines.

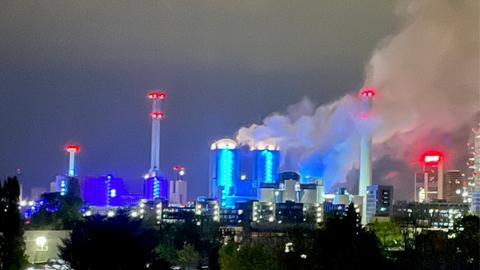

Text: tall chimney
xmin=358 ymin=87 xmax=375 ymax=225
xmin=147 ymin=90 xmax=166 ymax=176
xmin=65 ymin=144 xmax=80 ymax=177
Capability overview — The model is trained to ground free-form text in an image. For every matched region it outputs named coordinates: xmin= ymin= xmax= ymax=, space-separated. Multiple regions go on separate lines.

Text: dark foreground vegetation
xmin=1 ymin=176 xmax=479 ymax=270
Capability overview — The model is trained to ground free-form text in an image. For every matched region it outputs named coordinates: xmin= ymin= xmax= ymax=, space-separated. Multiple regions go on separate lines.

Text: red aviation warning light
xmin=151 ymin=111 xmax=165 ymax=119
xmin=148 ymin=91 xmax=167 ymax=100
xmin=422 ymin=151 xmax=443 ymax=165
xmin=65 ymin=145 xmax=80 ymax=153
xmin=360 ymin=87 xmax=376 ymax=97
xmin=173 ymin=165 xmax=184 ymax=171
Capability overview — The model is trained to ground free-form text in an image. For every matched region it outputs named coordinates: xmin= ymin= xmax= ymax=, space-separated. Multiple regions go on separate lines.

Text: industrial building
xmin=82 ymin=174 xmax=127 ymax=207
xmin=209 ymin=138 xmax=240 ymax=208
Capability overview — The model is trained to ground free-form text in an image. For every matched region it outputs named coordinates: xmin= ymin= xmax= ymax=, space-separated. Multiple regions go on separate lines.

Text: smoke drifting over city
xmin=237 ymin=0 xmax=479 ymax=193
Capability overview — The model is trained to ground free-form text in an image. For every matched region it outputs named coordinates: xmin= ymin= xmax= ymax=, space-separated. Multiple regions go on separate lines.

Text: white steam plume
xmin=236 ymin=0 xmax=479 ymax=192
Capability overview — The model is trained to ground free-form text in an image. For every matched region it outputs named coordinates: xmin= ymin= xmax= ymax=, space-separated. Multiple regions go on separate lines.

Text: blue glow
xmin=219 ymin=149 xmax=235 ymax=207
xmin=153 ymin=177 xmax=160 ymax=199
xmin=262 ymin=150 xmax=274 ymax=183
xmin=105 ymin=177 xmax=111 ymax=206
xmin=60 ymin=180 xmax=67 ymax=196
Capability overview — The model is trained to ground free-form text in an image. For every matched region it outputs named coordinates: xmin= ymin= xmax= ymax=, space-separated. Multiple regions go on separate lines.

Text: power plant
xmin=27 ymin=89 xmax=476 ymax=229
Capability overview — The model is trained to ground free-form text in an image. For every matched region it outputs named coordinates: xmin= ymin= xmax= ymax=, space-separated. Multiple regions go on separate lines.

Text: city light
xmin=35 ymin=236 xmax=47 ymax=250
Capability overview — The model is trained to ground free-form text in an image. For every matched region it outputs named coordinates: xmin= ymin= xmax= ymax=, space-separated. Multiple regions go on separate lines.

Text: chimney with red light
xmin=358 ymin=87 xmax=375 ymax=225
xmin=147 ymin=90 xmax=166 ymax=176
xmin=65 ymin=144 xmax=80 ymax=177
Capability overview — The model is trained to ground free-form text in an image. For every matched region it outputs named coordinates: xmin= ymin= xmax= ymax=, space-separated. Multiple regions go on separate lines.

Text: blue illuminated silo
xmin=209 ymin=138 xmax=239 ymax=208
xmin=253 ymin=144 xmax=280 ymax=184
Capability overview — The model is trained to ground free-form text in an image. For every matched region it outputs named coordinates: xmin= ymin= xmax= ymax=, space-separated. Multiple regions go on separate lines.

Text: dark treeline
xmin=0 ymin=177 xmax=28 ymax=270
xmin=1 ymin=175 xmax=479 ymax=270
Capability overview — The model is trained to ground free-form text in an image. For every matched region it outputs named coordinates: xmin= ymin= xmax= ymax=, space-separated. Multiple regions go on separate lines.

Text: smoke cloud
xmin=236 ymin=0 xmax=479 ymax=194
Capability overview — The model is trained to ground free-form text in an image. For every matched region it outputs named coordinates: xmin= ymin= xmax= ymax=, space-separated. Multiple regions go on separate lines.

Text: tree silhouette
xmin=309 ymin=203 xmax=389 ymax=270
xmin=60 ymin=211 xmax=160 ymax=270
xmin=29 ymin=178 xmax=82 ymax=230
xmin=0 ymin=177 xmax=28 ymax=270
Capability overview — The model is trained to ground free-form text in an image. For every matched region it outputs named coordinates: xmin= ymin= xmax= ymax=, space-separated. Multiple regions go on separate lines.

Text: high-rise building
xmin=469 ymin=123 xmax=480 ymax=215
xmin=414 ymin=151 xmax=444 ymax=202
xmin=366 ymin=185 xmax=393 ymax=223
xmin=209 ymin=138 xmax=239 ymax=208
xmin=444 ymin=170 xmax=465 ymax=203
xmin=169 ymin=166 xmax=188 ymax=206
xmin=169 ymin=180 xmax=187 ymax=206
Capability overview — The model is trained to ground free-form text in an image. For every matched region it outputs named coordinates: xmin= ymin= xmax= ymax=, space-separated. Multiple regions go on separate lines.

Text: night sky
xmin=0 ymin=1 xmax=397 ymax=199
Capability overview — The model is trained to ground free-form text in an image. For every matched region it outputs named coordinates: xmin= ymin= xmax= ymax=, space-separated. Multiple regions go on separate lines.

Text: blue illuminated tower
xmin=209 ymin=139 xmax=239 ymax=208
xmin=253 ymin=144 xmax=280 ymax=184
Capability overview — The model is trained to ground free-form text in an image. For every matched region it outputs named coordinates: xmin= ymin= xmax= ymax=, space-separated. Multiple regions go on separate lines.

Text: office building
xmin=366 ymin=185 xmax=393 ymax=223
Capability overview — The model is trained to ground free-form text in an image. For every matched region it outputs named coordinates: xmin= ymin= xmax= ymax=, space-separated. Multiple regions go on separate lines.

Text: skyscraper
xmin=469 ymin=123 xmax=480 ymax=215
xmin=414 ymin=151 xmax=444 ymax=202
xmin=444 ymin=170 xmax=465 ymax=203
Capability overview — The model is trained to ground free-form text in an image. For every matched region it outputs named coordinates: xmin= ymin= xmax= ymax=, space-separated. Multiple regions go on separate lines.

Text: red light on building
xmin=360 ymin=87 xmax=376 ymax=97
xmin=173 ymin=165 xmax=184 ymax=171
xmin=151 ymin=111 xmax=165 ymax=119
xmin=421 ymin=151 xmax=443 ymax=165
xmin=65 ymin=145 xmax=80 ymax=153
xmin=148 ymin=91 xmax=167 ymax=100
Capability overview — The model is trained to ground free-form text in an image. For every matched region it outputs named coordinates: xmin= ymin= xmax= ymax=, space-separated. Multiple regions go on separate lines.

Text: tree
xmin=449 ymin=215 xmax=479 ymax=270
xmin=309 ymin=203 xmax=390 ymax=269
xmin=367 ymin=221 xmax=404 ymax=253
xmin=0 ymin=177 xmax=28 ymax=270
xmin=29 ymin=178 xmax=83 ymax=230
xmin=60 ymin=211 xmax=160 ymax=270
xmin=219 ymin=241 xmax=284 ymax=270
xmin=177 ymin=244 xmax=200 ymax=270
